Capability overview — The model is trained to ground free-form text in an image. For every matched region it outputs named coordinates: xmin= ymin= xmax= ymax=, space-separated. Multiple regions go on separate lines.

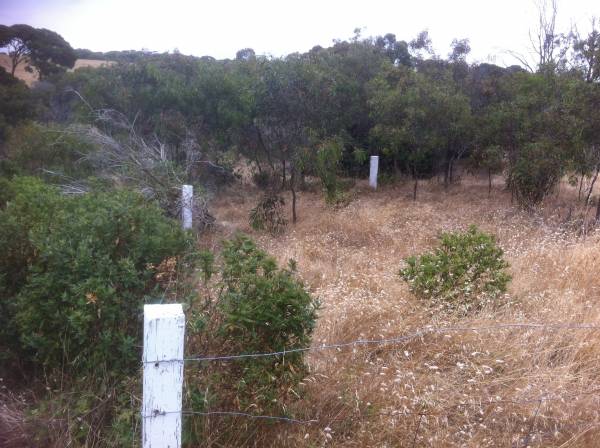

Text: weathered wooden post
xmin=369 ymin=156 xmax=379 ymax=189
xmin=142 ymin=304 xmax=185 ymax=448
xmin=182 ymin=184 xmax=193 ymax=230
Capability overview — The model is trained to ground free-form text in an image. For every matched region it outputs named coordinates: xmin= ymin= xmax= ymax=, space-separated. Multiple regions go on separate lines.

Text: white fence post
xmin=142 ymin=304 xmax=185 ymax=448
xmin=182 ymin=184 xmax=193 ymax=230
xmin=369 ymin=155 xmax=379 ymax=189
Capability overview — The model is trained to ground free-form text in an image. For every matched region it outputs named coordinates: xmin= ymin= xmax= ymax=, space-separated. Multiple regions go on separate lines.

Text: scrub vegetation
xmin=2 ymin=3 xmax=600 ymax=446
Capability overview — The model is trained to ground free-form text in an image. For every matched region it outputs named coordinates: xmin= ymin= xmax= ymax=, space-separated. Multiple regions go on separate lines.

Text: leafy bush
xmin=509 ymin=141 xmax=564 ymax=207
xmin=187 ymin=234 xmax=318 ymax=419
xmin=315 ymin=137 xmax=343 ymax=203
xmin=0 ymin=177 xmax=192 ymax=376
xmin=4 ymin=123 xmax=96 ymax=180
xmin=0 ymin=69 xmax=36 ymax=143
xmin=400 ymin=225 xmax=511 ymax=311
xmin=219 ymin=235 xmax=317 ymax=356
xmin=249 ymin=193 xmax=287 ymax=234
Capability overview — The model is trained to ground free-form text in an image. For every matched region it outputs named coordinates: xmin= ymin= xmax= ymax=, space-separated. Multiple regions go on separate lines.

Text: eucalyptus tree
xmin=0 ymin=24 xmax=76 ymax=79
xmin=571 ymin=20 xmax=600 ymax=83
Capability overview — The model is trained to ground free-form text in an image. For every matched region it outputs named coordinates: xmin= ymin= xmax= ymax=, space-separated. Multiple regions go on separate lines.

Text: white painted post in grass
xmin=182 ymin=184 xmax=193 ymax=230
xmin=369 ymin=155 xmax=379 ymax=189
xmin=142 ymin=304 xmax=185 ymax=448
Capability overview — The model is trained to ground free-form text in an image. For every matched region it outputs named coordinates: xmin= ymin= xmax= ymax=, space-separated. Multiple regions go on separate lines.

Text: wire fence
xmin=143 ymin=321 xmax=600 ymax=426
xmin=142 ymin=387 xmax=600 ymax=425
xmin=143 ymin=322 xmax=600 ymax=364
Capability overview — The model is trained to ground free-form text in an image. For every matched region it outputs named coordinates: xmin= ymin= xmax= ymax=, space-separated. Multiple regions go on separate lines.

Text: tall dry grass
xmin=201 ymin=175 xmax=600 ymax=447
xmin=0 ymin=54 xmax=114 ymax=86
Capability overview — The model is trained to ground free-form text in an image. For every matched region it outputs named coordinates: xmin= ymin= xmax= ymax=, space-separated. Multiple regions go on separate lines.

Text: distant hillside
xmin=0 ymin=53 xmax=114 ymax=86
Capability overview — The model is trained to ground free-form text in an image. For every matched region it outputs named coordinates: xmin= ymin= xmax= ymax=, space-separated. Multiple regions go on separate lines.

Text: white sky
xmin=0 ymin=0 xmax=598 ymax=66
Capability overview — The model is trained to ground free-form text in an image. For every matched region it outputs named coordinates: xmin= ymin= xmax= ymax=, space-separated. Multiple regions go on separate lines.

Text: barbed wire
xmin=143 ymin=322 xmax=600 ymax=365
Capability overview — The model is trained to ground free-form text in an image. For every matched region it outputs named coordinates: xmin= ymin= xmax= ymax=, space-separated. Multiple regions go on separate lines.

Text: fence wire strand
xmin=143 ymin=322 xmax=600 ymax=365
xmin=141 ymin=323 xmax=600 ymax=427
xmin=141 ymin=409 xmax=317 ymax=424
xmin=140 ymin=387 xmax=600 ymax=425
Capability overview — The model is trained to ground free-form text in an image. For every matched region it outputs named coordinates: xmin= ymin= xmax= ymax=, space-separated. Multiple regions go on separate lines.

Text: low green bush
xmin=399 ymin=225 xmax=511 ymax=312
xmin=0 ymin=177 xmax=192 ymax=376
xmin=4 ymin=122 xmax=96 ymax=180
xmin=508 ymin=141 xmax=564 ymax=207
xmin=186 ymin=234 xmax=318 ymax=424
xmin=219 ymin=235 xmax=317 ymax=358
xmin=315 ymin=136 xmax=343 ymax=203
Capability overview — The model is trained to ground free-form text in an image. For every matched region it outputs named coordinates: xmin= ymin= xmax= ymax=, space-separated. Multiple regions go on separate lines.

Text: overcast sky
xmin=1 ymin=0 xmax=598 ymax=66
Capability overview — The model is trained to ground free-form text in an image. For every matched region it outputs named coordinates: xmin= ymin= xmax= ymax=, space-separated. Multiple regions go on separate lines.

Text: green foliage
xmin=509 ymin=141 xmax=564 ymax=207
xmin=315 ymin=136 xmax=343 ymax=203
xmin=369 ymin=67 xmax=473 ymax=186
xmin=218 ymin=235 xmax=317 ymax=411
xmin=469 ymin=145 xmax=504 ymax=173
xmin=219 ymin=235 xmax=317 ymax=356
xmin=249 ymin=193 xmax=287 ymax=234
xmin=0 ymin=69 xmax=36 ymax=143
xmin=198 ymin=249 xmax=215 ymax=284
xmin=4 ymin=122 xmax=96 ymax=179
xmin=0 ymin=24 xmax=76 ymax=78
xmin=0 ymin=177 xmax=191 ymax=376
xmin=400 ymin=226 xmax=511 ymax=312
xmin=187 ymin=234 xmax=318 ymax=418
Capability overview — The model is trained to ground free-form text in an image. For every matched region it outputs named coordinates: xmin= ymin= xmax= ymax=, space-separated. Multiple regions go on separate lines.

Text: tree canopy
xmin=0 ymin=24 xmax=76 ymax=79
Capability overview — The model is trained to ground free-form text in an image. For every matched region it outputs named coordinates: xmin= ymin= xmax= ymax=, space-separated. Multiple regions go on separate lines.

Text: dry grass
xmin=200 ymin=175 xmax=600 ymax=447
xmin=0 ymin=53 xmax=114 ymax=86
xmin=0 ymin=393 xmax=31 ymax=448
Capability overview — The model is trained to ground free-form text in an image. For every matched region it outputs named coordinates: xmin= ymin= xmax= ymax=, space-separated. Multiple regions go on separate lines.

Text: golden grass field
xmin=200 ymin=175 xmax=600 ymax=447
xmin=0 ymin=53 xmax=112 ymax=85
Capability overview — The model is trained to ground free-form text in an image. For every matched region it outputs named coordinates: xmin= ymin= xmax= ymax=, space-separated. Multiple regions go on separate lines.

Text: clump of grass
xmin=249 ymin=193 xmax=288 ymax=234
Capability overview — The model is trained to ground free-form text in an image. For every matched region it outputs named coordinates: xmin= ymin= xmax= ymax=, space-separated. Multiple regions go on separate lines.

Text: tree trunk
xmin=443 ymin=162 xmax=450 ymax=189
xmin=291 ymin=170 xmax=297 ymax=223
xmin=585 ymin=165 xmax=599 ymax=206
xmin=578 ymin=174 xmax=584 ymax=201
xmin=413 ymin=173 xmax=418 ymax=201
xmin=281 ymin=159 xmax=286 ymax=189
xmin=10 ymin=51 xmax=20 ymax=76
xmin=253 ymin=145 xmax=263 ymax=173
xmin=595 ymin=197 xmax=600 ymax=223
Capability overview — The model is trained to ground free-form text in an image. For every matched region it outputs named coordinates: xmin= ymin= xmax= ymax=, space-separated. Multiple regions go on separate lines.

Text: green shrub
xmin=0 ymin=69 xmax=36 ymax=143
xmin=219 ymin=235 xmax=317 ymax=356
xmin=399 ymin=225 xmax=511 ymax=312
xmin=509 ymin=141 xmax=564 ymax=207
xmin=187 ymin=234 xmax=318 ymax=418
xmin=0 ymin=177 xmax=191 ymax=376
xmin=4 ymin=123 xmax=96 ymax=180
xmin=315 ymin=136 xmax=343 ymax=203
